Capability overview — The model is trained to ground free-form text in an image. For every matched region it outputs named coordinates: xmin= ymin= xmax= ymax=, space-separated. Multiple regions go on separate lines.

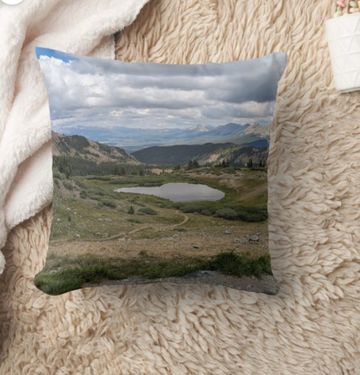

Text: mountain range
xmin=133 ymin=143 xmax=234 ymax=165
xmin=55 ymin=122 xmax=269 ymax=152
xmin=53 ymin=121 xmax=269 ymax=171
xmin=132 ymin=140 xmax=268 ymax=167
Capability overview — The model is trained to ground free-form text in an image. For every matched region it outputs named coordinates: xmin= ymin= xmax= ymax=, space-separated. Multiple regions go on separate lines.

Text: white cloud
xmin=39 ymin=53 xmax=281 ymax=133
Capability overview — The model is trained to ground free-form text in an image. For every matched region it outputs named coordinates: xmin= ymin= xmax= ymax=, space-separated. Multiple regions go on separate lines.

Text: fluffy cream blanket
xmin=1 ymin=0 xmax=359 ymax=374
xmin=0 ymin=0 xmax=149 ymax=273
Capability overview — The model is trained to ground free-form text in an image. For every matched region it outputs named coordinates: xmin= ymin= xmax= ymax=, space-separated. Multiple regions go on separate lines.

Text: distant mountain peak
xmin=244 ymin=123 xmax=269 ymax=138
xmin=191 ymin=124 xmax=212 ymax=132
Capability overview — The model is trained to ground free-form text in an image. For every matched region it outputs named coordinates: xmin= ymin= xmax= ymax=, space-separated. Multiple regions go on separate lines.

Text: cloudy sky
xmin=37 ymin=48 xmax=286 ymax=135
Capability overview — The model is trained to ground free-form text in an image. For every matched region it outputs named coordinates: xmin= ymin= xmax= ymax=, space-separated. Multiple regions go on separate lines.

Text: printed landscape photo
xmin=35 ymin=48 xmax=281 ymax=294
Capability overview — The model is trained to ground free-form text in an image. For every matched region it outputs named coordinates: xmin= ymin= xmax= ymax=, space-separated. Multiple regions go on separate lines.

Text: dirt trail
xmin=159 ymin=211 xmax=189 ymax=231
xmin=102 ymin=211 xmax=189 ymax=240
xmin=52 ymin=211 xmax=189 ymax=244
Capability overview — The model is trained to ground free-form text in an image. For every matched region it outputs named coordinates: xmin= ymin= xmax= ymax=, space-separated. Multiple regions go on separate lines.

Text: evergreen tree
xmin=56 ymin=156 xmax=72 ymax=178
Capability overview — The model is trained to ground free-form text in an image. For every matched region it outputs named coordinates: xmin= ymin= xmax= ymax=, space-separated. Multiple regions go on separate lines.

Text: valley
xmin=34 ymin=131 xmax=272 ymax=294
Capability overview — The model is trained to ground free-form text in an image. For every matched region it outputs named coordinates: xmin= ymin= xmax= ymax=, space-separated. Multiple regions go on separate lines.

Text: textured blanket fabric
xmin=1 ymin=0 xmax=359 ymax=374
xmin=0 ymin=0 xmax=149 ymax=273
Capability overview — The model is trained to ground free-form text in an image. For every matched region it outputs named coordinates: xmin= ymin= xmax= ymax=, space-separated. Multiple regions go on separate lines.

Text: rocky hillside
xmin=132 ymin=143 xmax=234 ymax=166
xmin=53 ymin=132 xmax=139 ymax=165
xmin=201 ymin=141 xmax=268 ymax=167
xmin=52 ymin=132 xmax=146 ymax=178
xmin=133 ymin=140 xmax=268 ymax=167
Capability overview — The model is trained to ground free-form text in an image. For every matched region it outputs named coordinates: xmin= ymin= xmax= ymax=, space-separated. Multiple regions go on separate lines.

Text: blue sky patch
xmin=35 ymin=47 xmax=75 ymax=63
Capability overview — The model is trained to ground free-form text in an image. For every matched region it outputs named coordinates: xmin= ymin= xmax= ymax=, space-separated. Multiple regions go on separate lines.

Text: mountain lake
xmin=114 ymin=182 xmax=225 ymax=202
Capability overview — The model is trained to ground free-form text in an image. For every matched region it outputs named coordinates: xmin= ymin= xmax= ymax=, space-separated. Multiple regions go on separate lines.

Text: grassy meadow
xmin=35 ymin=161 xmax=271 ymax=295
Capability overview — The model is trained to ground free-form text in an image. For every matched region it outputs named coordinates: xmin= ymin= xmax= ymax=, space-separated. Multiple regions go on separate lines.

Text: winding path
xmin=52 ymin=211 xmax=189 ymax=244
xmin=99 ymin=211 xmax=189 ymax=241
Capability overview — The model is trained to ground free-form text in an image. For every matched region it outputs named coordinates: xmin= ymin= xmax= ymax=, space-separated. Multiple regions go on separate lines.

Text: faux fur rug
xmin=1 ymin=1 xmax=359 ymax=373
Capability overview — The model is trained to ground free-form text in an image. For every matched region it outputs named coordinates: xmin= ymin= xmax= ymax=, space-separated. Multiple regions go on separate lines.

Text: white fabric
xmin=0 ymin=0 xmax=149 ymax=274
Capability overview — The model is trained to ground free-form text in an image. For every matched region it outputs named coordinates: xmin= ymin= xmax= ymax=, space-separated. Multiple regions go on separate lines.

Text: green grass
xmin=101 ymin=200 xmax=117 ymax=209
xmin=98 ymin=173 xmax=196 ymax=187
xmin=138 ymin=207 xmax=158 ymax=215
xmin=51 ymin=168 xmax=267 ymax=242
xmin=91 ymin=171 xmax=267 ymax=221
xmin=63 ymin=180 xmax=74 ymax=190
xmin=34 ymin=252 xmax=272 ymax=295
xmin=192 ymin=171 xmax=267 ymax=208
xmin=169 ymin=170 xmax=268 ymax=221
xmin=173 ymin=202 xmax=267 ymax=222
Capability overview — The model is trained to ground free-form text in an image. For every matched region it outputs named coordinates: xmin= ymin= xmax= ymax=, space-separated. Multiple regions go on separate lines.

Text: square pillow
xmin=35 ymin=47 xmax=287 ymax=295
